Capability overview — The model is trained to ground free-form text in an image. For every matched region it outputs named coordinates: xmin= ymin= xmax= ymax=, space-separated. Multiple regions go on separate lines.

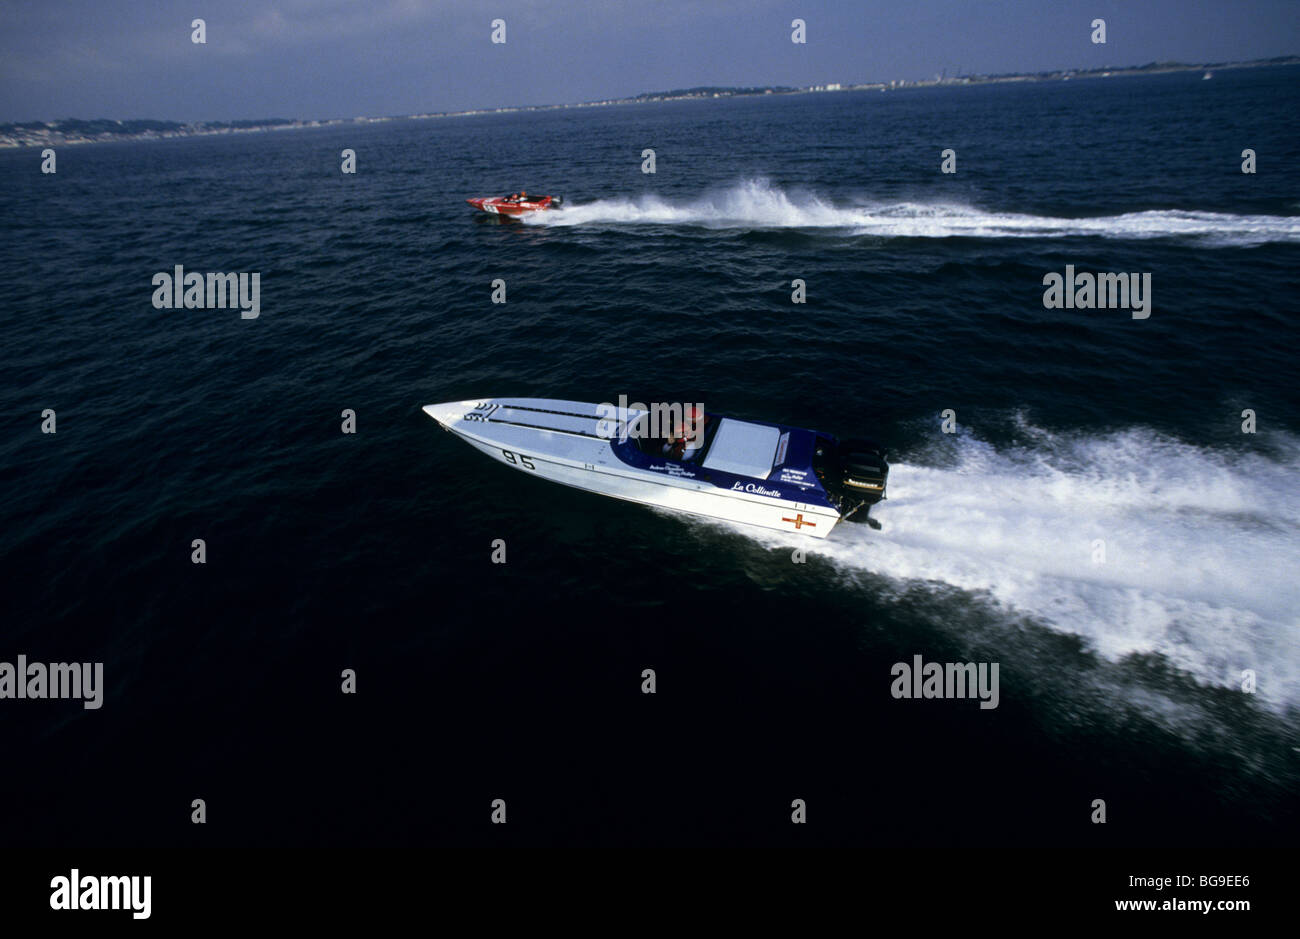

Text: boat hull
xmin=423 ymin=398 xmax=842 ymax=538
xmin=466 ymin=196 xmax=557 ymax=217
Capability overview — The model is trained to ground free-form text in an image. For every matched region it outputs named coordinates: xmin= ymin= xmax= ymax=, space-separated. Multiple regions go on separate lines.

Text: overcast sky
xmin=1 ymin=0 xmax=1296 ymax=122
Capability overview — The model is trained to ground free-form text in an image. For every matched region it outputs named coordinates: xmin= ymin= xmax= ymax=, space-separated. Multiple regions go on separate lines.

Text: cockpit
xmin=627 ymin=408 xmax=714 ymax=462
xmin=624 ymin=409 xmax=787 ymax=480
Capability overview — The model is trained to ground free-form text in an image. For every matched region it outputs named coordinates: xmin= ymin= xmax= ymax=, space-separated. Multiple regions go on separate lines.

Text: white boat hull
xmin=423 ymin=398 xmax=842 ymax=538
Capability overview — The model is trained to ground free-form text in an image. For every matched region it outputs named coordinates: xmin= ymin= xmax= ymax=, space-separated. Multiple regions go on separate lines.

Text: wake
xmin=723 ymin=422 xmax=1300 ymax=712
xmin=527 ymin=178 xmax=1300 ymax=245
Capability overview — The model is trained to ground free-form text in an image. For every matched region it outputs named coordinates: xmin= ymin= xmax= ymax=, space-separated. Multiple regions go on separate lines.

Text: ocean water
xmin=1 ymin=66 xmax=1297 ymax=847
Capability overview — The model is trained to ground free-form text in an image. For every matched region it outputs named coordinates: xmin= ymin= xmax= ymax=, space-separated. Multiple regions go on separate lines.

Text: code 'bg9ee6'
xmin=1200 ymin=876 xmax=1250 ymax=887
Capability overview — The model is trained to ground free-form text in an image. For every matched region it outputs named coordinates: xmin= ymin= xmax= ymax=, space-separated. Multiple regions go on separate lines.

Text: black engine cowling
xmin=829 ymin=439 xmax=888 ymax=523
xmin=812 ymin=436 xmax=890 ymax=522
xmin=838 ymin=439 xmax=889 ymax=503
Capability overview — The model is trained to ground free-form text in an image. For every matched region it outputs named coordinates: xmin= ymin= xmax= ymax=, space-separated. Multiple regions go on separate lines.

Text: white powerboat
xmin=421 ymin=398 xmax=889 ymax=538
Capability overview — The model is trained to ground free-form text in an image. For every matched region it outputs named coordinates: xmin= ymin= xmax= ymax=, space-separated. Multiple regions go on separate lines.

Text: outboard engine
xmin=814 ymin=437 xmax=889 ymax=524
xmin=838 ymin=439 xmax=889 ymax=505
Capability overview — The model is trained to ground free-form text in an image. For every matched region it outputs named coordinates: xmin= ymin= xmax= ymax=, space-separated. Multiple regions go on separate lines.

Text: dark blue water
xmin=2 ymin=67 xmax=1297 ymax=846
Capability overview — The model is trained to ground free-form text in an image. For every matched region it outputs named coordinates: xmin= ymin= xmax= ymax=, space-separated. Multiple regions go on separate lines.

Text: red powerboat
xmin=466 ymin=192 xmax=563 ymax=217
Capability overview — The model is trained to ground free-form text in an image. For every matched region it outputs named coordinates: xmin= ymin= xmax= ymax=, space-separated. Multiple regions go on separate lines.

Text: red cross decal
xmin=782 ymin=513 xmax=816 ymax=529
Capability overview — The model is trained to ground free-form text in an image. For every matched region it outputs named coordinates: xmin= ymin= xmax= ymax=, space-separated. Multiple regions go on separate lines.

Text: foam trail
xmin=528 ymin=178 xmax=1300 ymax=245
xmin=722 ymin=424 xmax=1300 ymax=711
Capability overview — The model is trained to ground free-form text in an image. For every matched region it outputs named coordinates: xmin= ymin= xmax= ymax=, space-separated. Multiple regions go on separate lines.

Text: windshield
xmin=700 ymin=419 xmax=780 ymax=479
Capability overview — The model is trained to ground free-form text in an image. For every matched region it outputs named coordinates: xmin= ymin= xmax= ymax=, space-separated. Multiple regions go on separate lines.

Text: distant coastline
xmin=4 ymin=55 xmax=1296 ymax=149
